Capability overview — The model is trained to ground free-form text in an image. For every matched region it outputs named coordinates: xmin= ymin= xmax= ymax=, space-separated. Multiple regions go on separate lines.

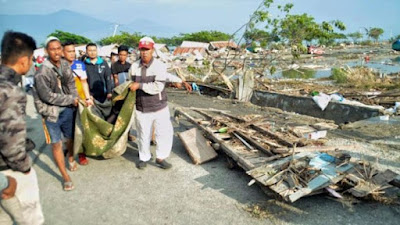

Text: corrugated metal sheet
xmin=173 ymin=47 xmax=207 ymax=56
xmin=154 ymin=43 xmax=170 ymax=53
xmin=210 ymin=41 xmax=239 ymax=50
xmin=181 ymin=41 xmax=210 ymax=48
xmin=99 ymin=44 xmax=119 ymax=57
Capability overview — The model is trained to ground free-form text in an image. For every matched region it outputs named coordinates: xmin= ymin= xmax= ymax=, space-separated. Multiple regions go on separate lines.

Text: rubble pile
xmin=174 ymin=107 xmax=400 ymax=203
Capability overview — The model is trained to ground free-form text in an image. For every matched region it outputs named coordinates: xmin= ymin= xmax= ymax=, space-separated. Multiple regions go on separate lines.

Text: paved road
xmin=25 ymin=93 xmax=400 ymax=225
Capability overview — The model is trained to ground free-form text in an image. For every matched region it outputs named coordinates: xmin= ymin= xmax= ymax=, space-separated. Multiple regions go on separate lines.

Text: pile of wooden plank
xmin=175 ymin=107 xmax=400 ymax=203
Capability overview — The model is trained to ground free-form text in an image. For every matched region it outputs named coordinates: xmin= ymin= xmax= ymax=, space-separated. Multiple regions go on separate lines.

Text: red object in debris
xmin=364 ymin=55 xmax=370 ymax=63
xmin=307 ymin=45 xmax=324 ymax=55
xmin=36 ymin=56 xmax=45 ymax=64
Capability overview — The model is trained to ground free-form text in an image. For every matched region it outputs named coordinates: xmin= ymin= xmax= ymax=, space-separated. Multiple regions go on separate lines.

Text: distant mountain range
xmin=0 ymin=9 xmax=178 ymax=45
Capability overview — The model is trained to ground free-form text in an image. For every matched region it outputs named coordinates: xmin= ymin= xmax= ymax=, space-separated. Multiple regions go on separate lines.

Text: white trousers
xmin=135 ymin=106 xmax=173 ymax=161
xmin=0 ymin=168 xmax=44 ymax=225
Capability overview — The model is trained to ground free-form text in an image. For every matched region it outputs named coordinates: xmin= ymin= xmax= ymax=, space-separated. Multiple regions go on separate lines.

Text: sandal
xmin=78 ymin=153 xmax=89 ymax=166
xmin=128 ymin=134 xmax=136 ymax=142
xmin=68 ymin=159 xmax=78 ymax=172
xmin=63 ymin=181 xmax=74 ymax=191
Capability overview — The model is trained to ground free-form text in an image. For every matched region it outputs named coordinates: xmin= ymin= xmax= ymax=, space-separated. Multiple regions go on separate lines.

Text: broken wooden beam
xmin=249 ymin=124 xmax=295 ymax=147
xmin=178 ymin=128 xmax=218 ymax=165
xmin=193 ymin=109 xmax=275 ymax=156
xmin=175 ymin=107 xmax=256 ymax=170
xmin=217 ymin=111 xmax=248 ymax=123
xmin=175 ymin=108 xmax=225 ymax=144
xmin=188 ymin=107 xmax=230 ymax=113
xmin=252 ymin=136 xmax=282 ymax=149
xmin=234 ymin=130 xmax=274 ymax=156
xmin=273 ymin=145 xmax=356 ymax=154
xmin=232 ymin=132 xmax=255 ymax=151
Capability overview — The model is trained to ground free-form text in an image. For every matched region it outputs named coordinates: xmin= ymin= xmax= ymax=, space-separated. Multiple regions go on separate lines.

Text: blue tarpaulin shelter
xmin=392 ymin=40 xmax=400 ymax=51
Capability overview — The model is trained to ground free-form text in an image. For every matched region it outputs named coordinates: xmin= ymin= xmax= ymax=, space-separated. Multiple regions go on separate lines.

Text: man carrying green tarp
xmin=73 ymin=82 xmax=135 ymax=159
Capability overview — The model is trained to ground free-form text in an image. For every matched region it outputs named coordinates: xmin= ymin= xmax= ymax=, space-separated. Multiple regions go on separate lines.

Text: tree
xmin=279 ymin=13 xmax=320 ymax=45
xmin=99 ymin=30 xmax=231 ymax=48
xmin=389 ymin=34 xmax=400 ymax=42
xmin=318 ymin=32 xmax=347 ymax=46
xmin=365 ymin=27 xmax=384 ymax=42
xmin=252 ymin=0 xmax=346 ymax=51
xmin=99 ymin=31 xmax=143 ymax=47
xmin=154 ymin=36 xmax=183 ymax=46
xmin=347 ymin=31 xmax=363 ymax=43
xmin=278 ymin=15 xmax=346 ymax=46
xmin=47 ymin=30 xmax=91 ymax=44
xmin=244 ymin=28 xmax=280 ymax=48
xmin=180 ymin=30 xmax=231 ymax=43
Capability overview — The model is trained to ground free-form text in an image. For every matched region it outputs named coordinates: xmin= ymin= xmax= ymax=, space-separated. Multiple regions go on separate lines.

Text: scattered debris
xmin=242 ymin=199 xmax=307 ymax=220
xmin=178 ymin=128 xmax=218 ymax=165
xmin=174 ymin=107 xmax=400 ymax=204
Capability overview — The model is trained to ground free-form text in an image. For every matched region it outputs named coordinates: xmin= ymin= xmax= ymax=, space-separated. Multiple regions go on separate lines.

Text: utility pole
xmin=113 ymin=24 xmax=120 ymax=37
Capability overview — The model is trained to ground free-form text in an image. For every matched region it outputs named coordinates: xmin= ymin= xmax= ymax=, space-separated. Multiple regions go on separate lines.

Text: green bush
xmin=282 ymin=69 xmax=315 ymax=79
xmin=187 ymin=65 xmax=196 ymax=74
xmin=297 ymin=44 xmax=308 ymax=54
xmin=187 ymin=65 xmax=203 ymax=75
xmin=270 ymin=43 xmax=285 ymax=50
xmin=360 ymin=40 xmax=373 ymax=46
xmin=269 ymin=66 xmax=277 ymax=75
xmin=330 ymin=67 xmax=347 ymax=83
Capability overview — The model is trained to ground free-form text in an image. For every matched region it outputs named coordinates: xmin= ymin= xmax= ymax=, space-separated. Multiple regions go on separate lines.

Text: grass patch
xmin=360 ymin=40 xmax=373 ymax=46
xmin=330 ymin=66 xmax=400 ymax=90
xmin=330 ymin=67 xmax=347 ymax=83
xmin=282 ymin=69 xmax=316 ymax=79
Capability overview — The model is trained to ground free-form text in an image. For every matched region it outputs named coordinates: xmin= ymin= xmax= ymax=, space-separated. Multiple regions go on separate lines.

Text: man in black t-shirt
xmin=111 ymin=45 xmax=131 ymax=87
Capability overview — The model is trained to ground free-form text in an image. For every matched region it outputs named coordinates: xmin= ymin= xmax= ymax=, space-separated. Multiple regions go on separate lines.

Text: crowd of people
xmin=0 ymin=30 xmax=192 ymax=225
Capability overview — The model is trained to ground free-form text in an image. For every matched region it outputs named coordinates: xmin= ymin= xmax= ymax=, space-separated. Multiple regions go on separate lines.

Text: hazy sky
xmin=1 ymin=0 xmax=399 ymax=39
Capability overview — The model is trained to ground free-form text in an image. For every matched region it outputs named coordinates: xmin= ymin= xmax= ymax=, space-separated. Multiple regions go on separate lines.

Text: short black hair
xmin=110 ymin=52 xmax=118 ymax=57
xmin=62 ymin=41 xmax=75 ymax=47
xmin=118 ymin=45 xmax=129 ymax=53
xmin=86 ymin=43 xmax=97 ymax=50
xmin=1 ymin=30 xmax=36 ymax=65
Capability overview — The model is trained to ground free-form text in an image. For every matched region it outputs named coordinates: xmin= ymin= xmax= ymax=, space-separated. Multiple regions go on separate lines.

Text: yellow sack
xmin=74 ymin=76 xmax=86 ymax=100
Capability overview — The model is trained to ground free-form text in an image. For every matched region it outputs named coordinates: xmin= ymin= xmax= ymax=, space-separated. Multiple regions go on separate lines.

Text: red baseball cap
xmin=138 ymin=37 xmax=155 ymax=50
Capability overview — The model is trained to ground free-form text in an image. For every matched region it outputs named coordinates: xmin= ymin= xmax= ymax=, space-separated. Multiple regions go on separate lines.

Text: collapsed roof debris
xmin=174 ymin=107 xmax=400 ymax=203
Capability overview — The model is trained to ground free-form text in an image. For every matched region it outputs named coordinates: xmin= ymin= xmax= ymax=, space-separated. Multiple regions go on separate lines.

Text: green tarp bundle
xmin=73 ymin=82 xmax=135 ymax=159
